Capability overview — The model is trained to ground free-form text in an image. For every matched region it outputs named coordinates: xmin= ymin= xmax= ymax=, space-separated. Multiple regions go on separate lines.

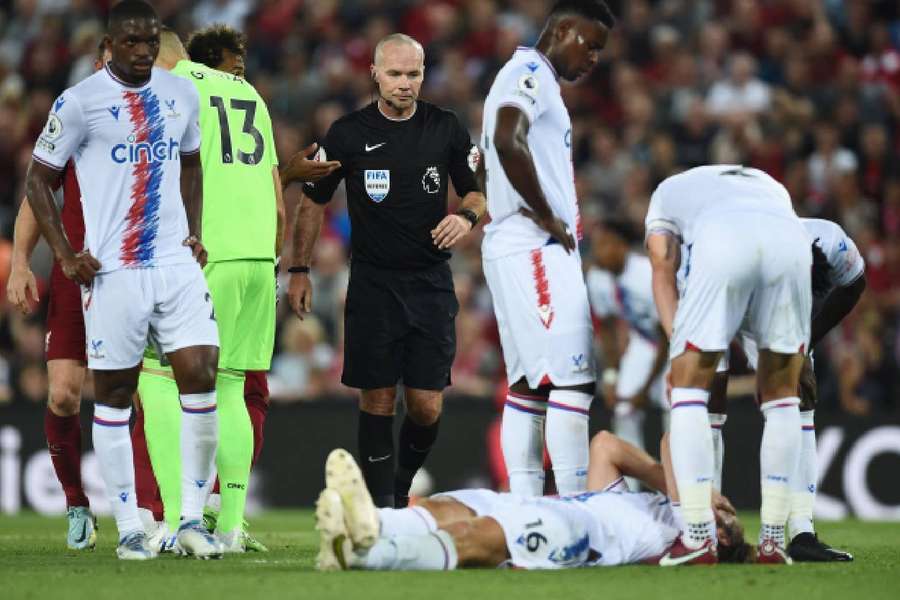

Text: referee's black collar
xmin=376 ymin=100 xmax=418 ymax=122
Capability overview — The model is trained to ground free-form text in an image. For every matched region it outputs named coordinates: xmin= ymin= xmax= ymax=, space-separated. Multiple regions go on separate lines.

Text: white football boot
xmin=116 ymin=531 xmax=157 ymax=560
xmin=315 ymin=488 xmax=354 ymax=571
xmin=177 ymin=519 xmax=224 ymax=559
xmin=324 ymin=449 xmax=379 ymax=549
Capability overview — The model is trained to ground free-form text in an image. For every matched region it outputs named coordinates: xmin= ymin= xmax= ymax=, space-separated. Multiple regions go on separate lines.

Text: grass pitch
xmin=2 ymin=510 xmax=898 ymax=600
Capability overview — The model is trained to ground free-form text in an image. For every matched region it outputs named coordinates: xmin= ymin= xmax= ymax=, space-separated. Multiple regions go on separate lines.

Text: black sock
xmin=394 ymin=416 xmax=440 ymax=507
xmin=358 ymin=411 xmax=395 ymax=508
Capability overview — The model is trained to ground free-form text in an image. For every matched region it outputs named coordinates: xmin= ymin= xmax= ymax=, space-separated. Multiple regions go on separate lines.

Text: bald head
xmin=373 ymin=33 xmax=424 ymax=67
xmin=155 ymin=28 xmax=187 ymax=70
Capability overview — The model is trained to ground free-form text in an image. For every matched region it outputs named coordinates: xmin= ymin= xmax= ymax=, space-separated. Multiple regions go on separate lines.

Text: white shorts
xmin=671 ymin=212 xmax=812 ymax=360
xmin=484 ymin=245 xmax=595 ymax=388
xmin=81 ymin=263 xmax=219 ymax=369
xmin=616 ymin=332 xmax=666 ymax=408
xmin=438 ymin=489 xmax=591 ymax=569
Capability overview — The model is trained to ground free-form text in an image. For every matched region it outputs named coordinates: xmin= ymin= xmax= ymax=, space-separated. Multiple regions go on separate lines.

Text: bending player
xmin=482 ymin=0 xmax=615 ymax=496
xmin=26 ymin=0 xmax=222 ymax=560
xmin=314 ymin=435 xmax=750 ymax=571
xmin=645 ymin=165 xmax=812 ymax=565
xmin=6 ymin=39 xmax=110 ymax=551
xmin=587 ymin=218 xmax=669 ymax=459
xmin=709 ymin=218 xmax=863 ymax=562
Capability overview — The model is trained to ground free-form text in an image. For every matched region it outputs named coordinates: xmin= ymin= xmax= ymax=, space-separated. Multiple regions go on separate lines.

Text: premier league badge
xmin=365 ymin=169 xmax=390 ymax=202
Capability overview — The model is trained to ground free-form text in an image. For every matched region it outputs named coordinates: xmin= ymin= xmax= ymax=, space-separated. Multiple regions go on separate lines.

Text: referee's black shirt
xmin=302 ymin=101 xmax=479 ymax=270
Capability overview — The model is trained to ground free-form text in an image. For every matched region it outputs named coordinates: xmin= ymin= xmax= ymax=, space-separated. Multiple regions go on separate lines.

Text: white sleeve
xmin=586 ymin=270 xmax=616 ymax=318
xmin=493 ymin=63 xmax=548 ymax=124
xmin=645 ymin=185 xmax=681 ymax=240
xmin=32 ymin=92 xmax=87 ymax=170
xmin=825 ymin=228 xmax=865 ymax=288
xmin=180 ymin=83 xmax=201 ymax=155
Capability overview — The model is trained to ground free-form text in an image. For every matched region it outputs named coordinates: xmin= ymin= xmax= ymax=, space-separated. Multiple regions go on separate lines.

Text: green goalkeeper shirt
xmin=171 ymin=60 xmax=278 ymax=262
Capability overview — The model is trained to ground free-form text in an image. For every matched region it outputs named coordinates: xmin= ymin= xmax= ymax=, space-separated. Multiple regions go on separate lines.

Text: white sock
xmin=669 ymin=388 xmax=714 ymax=547
xmin=92 ymin=404 xmax=142 ymax=537
xmin=760 ymin=397 xmax=802 ymax=547
xmin=789 ymin=409 xmax=816 ymax=539
xmin=360 ymin=530 xmax=458 ymax=570
xmin=709 ymin=413 xmax=727 ymax=491
xmin=206 ymin=491 xmax=221 ymax=512
xmin=546 ymin=389 xmax=592 ymax=495
xmin=180 ymin=392 xmax=218 ymax=522
xmin=501 ymin=393 xmax=546 ymax=495
xmin=613 ymin=403 xmax=645 ymax=490
xmin=670 ymin=501 xmax=686 ymax=532
xmin=378 ymin=506 xmax=437 ymax=537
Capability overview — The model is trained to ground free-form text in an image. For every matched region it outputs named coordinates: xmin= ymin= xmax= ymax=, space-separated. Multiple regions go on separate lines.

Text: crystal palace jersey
xmin=32 ymin=64 xmax=201 ymax=273
xmin=481 ymin=47 xmax=580 ymax=260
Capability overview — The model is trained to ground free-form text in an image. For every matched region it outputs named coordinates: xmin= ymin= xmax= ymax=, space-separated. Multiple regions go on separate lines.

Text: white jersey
xmin=32 ymin=65 xmax=201 ymax=273
xmin=587 ymin=252 xmax=661 ymax=343
xmin=645 ymin=164 xmax=797 ymax=246
xmin=802 ymin=218 xmax=865 ymax=308
xmin=481 ymin=47 xmax=579 ymax=259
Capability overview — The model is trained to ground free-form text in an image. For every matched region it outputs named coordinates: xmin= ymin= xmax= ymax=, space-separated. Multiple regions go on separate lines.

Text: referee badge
xmin=364 ymin=169 xmax=390 ymax=202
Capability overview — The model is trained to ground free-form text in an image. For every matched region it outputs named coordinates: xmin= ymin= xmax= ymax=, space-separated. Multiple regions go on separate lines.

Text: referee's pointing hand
xmin=431 ymin=214 xmax=472 ymax=250
xmin=288 ymin=272 xmax=313 ymax=319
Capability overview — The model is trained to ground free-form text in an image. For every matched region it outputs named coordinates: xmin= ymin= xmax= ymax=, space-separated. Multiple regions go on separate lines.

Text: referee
xmin=289 ymin=33 xmax=486 ymax=508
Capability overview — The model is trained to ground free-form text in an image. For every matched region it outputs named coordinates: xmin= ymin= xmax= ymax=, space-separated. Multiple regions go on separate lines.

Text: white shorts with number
xmin=439 ymin=489 xmax=591 ymax=569
xmin=670 ymin=212 xmax=812 ymax=360
xmin=484 ymin=244 xmax=595 ymax=388
xmin=81 ymin=263 xmax=219 ymax=370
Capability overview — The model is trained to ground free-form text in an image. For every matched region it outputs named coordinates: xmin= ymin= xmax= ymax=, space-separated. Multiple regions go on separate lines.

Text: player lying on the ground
xmin=314 ymin=433 xmax=751 ymax=571
xmin=708 ymin=218 xmax=863 ymax=563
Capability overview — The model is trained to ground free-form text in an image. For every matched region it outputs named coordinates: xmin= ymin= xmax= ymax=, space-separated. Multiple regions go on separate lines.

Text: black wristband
xmin=456 ymin=208 xmax=479 ymax=228
xmin=288 ymin=265 xmax=310 ymax=274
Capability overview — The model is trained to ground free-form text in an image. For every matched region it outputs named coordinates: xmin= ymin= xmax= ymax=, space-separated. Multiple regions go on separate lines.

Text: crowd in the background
xmin=0 ymin=0 xmax=898 ymax=415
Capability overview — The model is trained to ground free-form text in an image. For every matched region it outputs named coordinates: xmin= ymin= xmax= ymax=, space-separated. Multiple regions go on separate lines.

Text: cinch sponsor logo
xmin=111 ymin=135 xmax=180 ymax=164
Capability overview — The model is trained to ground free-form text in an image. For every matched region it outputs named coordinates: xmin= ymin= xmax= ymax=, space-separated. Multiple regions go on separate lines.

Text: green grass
xmin=2 ymin=511 xmax=899 ymax=600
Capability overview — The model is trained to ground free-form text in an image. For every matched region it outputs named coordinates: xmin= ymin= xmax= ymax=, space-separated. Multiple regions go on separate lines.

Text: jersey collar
xmin=376 ymin=99 xmax=418 ymax=122
xmin=104 ymin=62 xmax=153 ymax=89
xmin=516 ymin=46 xmax=558 ymax=79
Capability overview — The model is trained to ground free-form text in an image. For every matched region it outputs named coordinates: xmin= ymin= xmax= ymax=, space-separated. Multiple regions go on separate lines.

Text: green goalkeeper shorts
xmin=203 ymin=259 xmax=276 ymax=371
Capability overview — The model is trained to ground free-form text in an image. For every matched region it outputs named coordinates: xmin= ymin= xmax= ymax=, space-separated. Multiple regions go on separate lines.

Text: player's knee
xmin=48 ymin=381 xmax=81 ymax=416
xmin=406 ymin=398 xmax=442 ymax=425
xmin=359 ymin=392 xmax=396 ymax=416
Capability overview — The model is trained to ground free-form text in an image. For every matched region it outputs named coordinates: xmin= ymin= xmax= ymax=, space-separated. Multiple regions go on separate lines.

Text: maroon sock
xmin=244 ymin=371 xmax=270 ymax=466
xmin=131 ymin=408 xmax=163 ymax=521
xmin=45 ymin=409 xmax=89 ymax=508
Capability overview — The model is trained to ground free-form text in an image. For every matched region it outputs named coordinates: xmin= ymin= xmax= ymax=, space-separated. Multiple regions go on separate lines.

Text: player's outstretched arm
xmin=25 ymin=161 xmax=99 ymax=285
xmin=646 ymin=232 xmax=680 ymax=339
xmin=288 ymin=191 xmax=325 ymax=319
xmin=7 ymin=200 xmax=42 ymax=313
xmin=809 ymin=274 xmax=866 ymax=349
xmin=587 ymin=431 xmax=667 ymax=492
xmin=493 ymin=106 xmax=574 ymax=252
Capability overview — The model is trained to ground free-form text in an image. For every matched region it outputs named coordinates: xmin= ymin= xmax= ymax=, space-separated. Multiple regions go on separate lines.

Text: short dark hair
xmin=108 ymin=0 xmax=158 ymax=31
xmin=598 ymin=217 xmax=641 ymax=245
xmin=549 ymin=0 xmax=616 ymax=29
xmin=187 ymin=24 xmax=246 ymax=69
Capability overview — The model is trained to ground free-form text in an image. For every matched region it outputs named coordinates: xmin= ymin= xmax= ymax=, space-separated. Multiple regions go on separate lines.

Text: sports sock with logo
xmin=361 ymin=530 xmax=458 ymax=570
xmin=546 ymin=389 xmax=592 ymax=495
xmin=180 ymin=391 xmax=219 ymax=523
xmin=669 ymin=388 xmax=715 ymax=547
xmin=760 ymin=397 xmax=802 ymax=547
xmin=501 ymin=392 xmax=546 ymax=495
xmin=395 ymin=416 xmax=440 ymax=507
xmin=377 ymin=506 xmax=438 ymax=537
xmin=709 ymin=412 xmax=727 ymax=491
xmin=213 ymin=371 xmax=252 ymax=532
xmin=45 ymin=409 xmax=89 ymax=508
xmin=788 ymin=410 xmax=817 ymax=538
xmin=138 ymin=370 xmax=182 ymax=529
xmin=92 ymin=404 xmax=142 ymax=537
xmin=358 ymin=410 xmax=396 ymax=508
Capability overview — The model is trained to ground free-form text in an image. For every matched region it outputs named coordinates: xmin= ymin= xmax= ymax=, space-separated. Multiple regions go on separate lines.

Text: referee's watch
xmin=288 ymin=265 xmax=311 ymax=274
xmin=456 ymin=208 xmax=479 ymax=228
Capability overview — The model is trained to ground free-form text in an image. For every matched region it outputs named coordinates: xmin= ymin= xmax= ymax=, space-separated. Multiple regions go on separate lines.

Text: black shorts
xmin=342 ymin=261 xmax=458 ymax=391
